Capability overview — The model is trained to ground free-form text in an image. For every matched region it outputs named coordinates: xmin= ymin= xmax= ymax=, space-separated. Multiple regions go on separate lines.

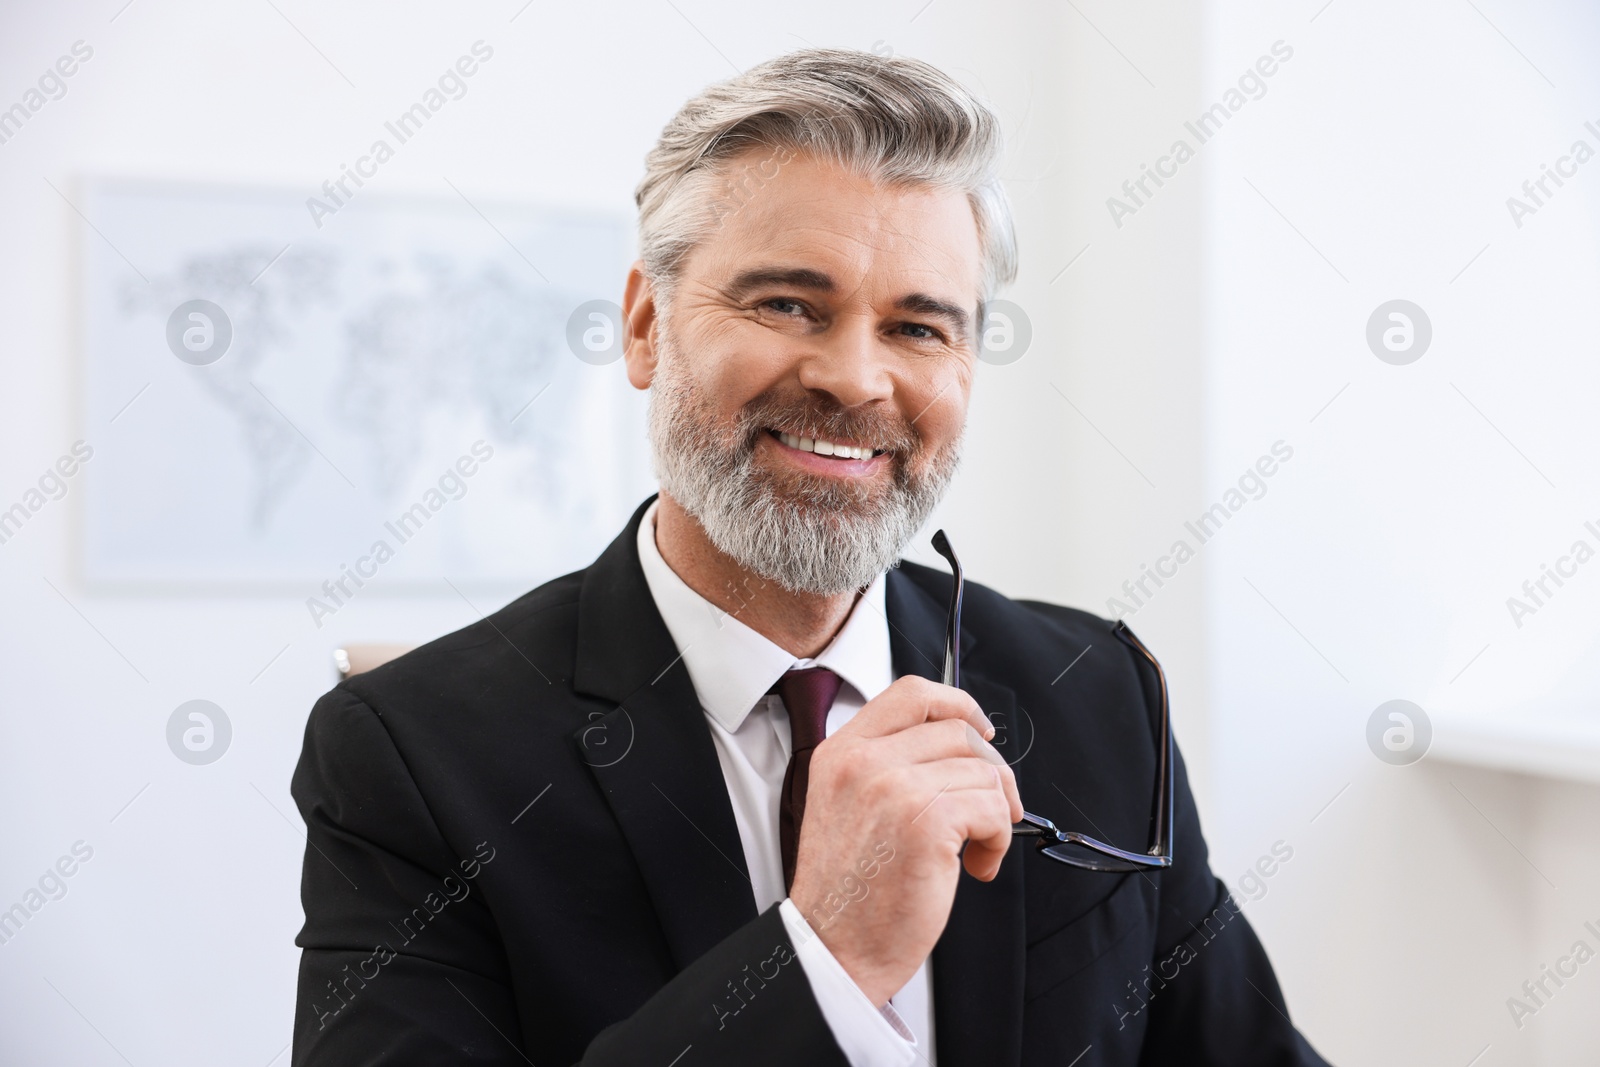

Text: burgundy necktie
xmin=776 ymin=667 xmax=843 ymax=892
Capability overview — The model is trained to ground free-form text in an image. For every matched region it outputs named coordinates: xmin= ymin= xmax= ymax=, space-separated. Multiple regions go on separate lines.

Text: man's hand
xmin=787 ymin=675 xmax=1023 ymax=1007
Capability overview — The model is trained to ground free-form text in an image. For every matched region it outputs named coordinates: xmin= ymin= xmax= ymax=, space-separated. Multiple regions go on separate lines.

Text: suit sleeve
xmin=290 ymin=686 xmax=850 ymax=1067
xmin=1126 ymin=645 xmax=1332 ymax=1066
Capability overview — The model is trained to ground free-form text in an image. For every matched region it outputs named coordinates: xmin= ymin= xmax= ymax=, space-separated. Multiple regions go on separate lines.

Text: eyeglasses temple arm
xmin=1113 ymin=620 xmax=1174 ymax=861
xmin=930 ymin=530 xmax=963 ymax=689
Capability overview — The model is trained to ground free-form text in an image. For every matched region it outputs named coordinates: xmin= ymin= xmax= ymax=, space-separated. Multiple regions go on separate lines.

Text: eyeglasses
xmin=931 ymin=530 xmax=1174 ymax=873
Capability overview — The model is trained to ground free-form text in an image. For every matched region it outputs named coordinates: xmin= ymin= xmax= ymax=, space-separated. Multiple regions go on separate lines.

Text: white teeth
xmin=776 ymin=431 xmax=879 ymax=459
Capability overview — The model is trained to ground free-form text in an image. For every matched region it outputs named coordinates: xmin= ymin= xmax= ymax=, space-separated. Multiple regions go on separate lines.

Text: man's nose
xmin=793 ymin=314 xmax=894 ymax=409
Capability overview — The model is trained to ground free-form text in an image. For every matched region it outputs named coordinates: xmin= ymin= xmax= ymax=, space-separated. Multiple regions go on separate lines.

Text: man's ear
xmin=622 ymin=261 xmax=660 ymax=391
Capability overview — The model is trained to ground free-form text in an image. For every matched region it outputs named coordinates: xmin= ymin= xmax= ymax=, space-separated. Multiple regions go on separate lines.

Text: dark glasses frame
xmin=931 ymin=530 xmax=1174 ymax=873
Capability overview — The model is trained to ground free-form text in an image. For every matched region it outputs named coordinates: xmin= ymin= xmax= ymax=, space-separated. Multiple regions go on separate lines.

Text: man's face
xmin=627 ymin=149 xmax=987 ymax=593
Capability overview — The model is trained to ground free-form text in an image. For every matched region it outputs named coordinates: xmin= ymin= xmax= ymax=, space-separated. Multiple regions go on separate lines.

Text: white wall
xmin=1199 ymin=2 xmax=1600 ymax=1065
xmin=3 ymin=2 xmax=1595 ymax=1065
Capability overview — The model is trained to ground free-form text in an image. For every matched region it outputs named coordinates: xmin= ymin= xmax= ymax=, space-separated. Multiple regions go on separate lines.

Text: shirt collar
xmin=634 ymin=499 xmax=893 ymax=732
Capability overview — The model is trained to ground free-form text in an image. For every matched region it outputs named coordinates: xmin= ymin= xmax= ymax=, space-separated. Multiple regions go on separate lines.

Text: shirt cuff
xmin=779 ymin=897 xmax=919 ymax=1067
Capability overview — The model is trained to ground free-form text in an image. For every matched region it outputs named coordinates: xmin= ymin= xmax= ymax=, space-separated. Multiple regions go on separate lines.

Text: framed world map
xmin=78 ymin=178 xmax=653 ymax=588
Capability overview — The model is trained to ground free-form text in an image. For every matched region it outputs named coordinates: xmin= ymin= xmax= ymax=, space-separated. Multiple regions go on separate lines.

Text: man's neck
xmin=653 ymin=493 xmax=861 ymax=660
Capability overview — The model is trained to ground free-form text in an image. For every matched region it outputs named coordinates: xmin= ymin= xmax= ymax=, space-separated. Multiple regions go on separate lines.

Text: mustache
xmin=733 ymin=389 xmax=922 ymax=456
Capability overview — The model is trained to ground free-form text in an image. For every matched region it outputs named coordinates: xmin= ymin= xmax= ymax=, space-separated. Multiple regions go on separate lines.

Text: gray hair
xmin=635 ymin=48 xmax=1017 ymax=309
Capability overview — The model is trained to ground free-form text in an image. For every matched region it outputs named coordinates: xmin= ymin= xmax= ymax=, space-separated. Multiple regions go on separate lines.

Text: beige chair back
xmin=333 ymin=643 xmax=417 ymax=680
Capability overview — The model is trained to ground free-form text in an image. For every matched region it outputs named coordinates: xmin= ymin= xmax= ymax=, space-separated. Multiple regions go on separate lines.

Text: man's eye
xmin=898 ymin=322 xmax=944 ymax=341
xmin=763 ymin=298 xmax=807 ymax=316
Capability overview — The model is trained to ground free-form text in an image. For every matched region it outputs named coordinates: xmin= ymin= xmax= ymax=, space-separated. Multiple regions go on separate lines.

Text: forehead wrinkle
xmin=731 ymin=158 xmax=971 ymax=277
xmin=703 ymin=161 xmax=981 ymax=322
xmin=819 ymin=171 xmax=982 ymax=315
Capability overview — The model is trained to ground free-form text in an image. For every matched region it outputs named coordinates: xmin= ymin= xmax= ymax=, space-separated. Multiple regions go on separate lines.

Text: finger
xmin=994 ymin=759 xmax=1023 ymax=824
xmin=963 ymin=833 xmax=1010 ymax=881
xmin=876 ymin=723 xmax=1023 ymax=823
xmin=874 ymin=718 xmax=1003 ymax=766
xmin=959 ymin=783 xmax=1018 ymax=881
xmin=905 ymin=769 xmax=1015 ymax=845
xmin=918 ymin=785 xmax=1014 ymax=877
xmin=838 ymin=676 xmax=994 ymax=741
xmin=902 ymin=757 xmax=1012 ymax=810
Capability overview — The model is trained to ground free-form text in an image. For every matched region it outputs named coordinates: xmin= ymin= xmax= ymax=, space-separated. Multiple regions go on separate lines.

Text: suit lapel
xmin=572 ymin=498 xmax=758 ymax=970
xmin=887 ymin=569 xmax=1026 ymax=1067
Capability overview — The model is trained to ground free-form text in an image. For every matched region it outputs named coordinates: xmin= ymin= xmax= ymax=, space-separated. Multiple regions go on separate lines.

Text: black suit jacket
xmin=291 ymin=497 xmax=1330 ymax=1066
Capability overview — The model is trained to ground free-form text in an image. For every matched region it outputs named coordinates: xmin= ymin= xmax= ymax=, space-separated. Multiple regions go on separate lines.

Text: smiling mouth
xmin=769 ymin=429 xmax=888 ymax=460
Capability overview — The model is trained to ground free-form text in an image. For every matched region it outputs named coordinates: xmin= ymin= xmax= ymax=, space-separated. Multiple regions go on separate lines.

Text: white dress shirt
xmin=635 ymin=500 xmax=934 ymax=1067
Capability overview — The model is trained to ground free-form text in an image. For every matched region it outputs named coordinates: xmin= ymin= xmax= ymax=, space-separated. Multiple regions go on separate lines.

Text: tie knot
xmin=775 ymin=667 xmax=842 ymax=752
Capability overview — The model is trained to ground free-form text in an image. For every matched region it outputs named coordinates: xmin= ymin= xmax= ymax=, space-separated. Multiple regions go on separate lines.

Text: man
xmin=291 ymin=48 xmax=1330 ymax=1066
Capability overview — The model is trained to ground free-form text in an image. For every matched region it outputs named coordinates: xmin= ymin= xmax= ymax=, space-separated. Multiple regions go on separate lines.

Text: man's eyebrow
xmin=895 ymin=292 xmax=971 ymax=334
xmin=723 ymin=267 xmax=836 ymax=298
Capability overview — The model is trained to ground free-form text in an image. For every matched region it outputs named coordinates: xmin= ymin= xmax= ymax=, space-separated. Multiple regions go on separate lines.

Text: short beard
xmin=646 ymin=327 xmax=960 ymax=596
